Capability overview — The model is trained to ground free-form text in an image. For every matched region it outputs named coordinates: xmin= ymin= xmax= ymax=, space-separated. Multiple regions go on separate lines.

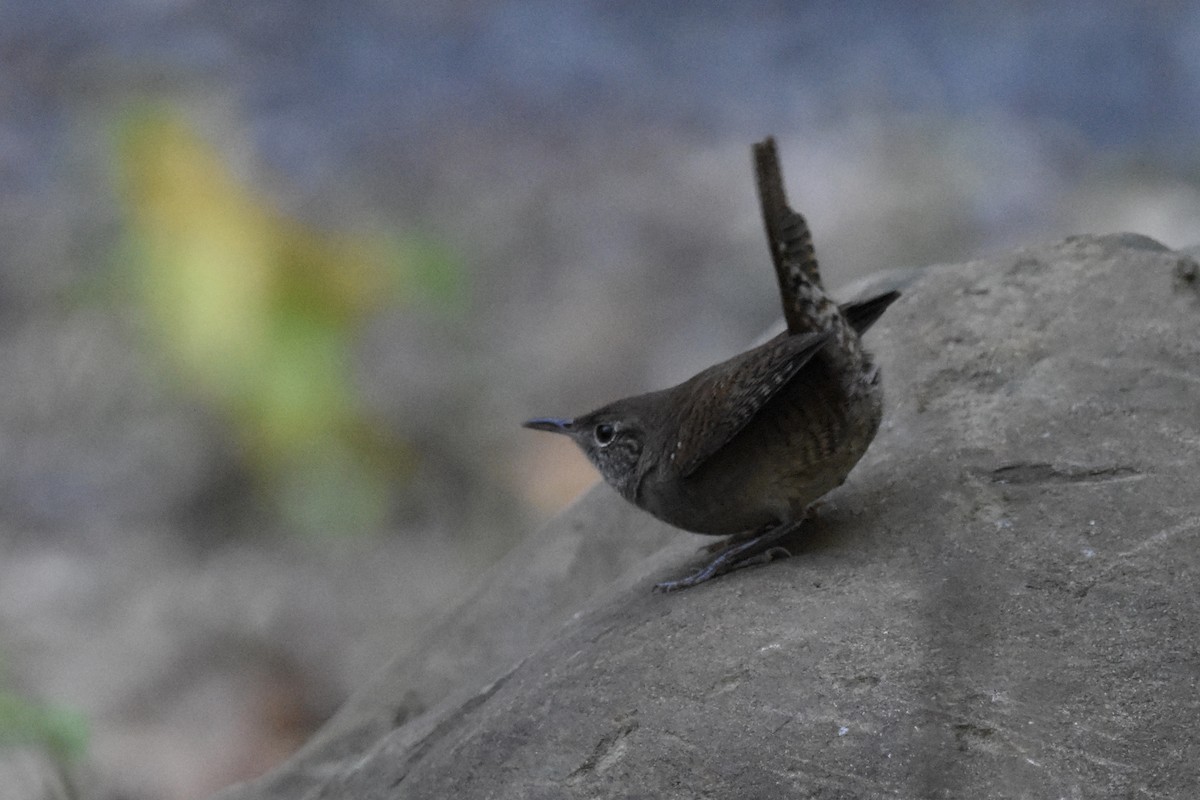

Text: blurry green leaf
xmin=112 ymin=107 xmax=458 ymax=535
xmin=393 ymin=235 xmax=467 ymax=313
xmin=0 ymin=691 xmax=90 ymax=763
xmin=275 ymin=436 xmax=395 ymax=536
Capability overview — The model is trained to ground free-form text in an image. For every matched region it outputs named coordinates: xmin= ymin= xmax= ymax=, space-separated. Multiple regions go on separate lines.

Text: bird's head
xmin=523 ymin=400 xmax=651 ymax=501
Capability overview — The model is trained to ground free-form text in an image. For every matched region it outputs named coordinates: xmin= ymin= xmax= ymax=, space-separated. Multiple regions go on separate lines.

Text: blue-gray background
xmin=2 ymin=3 xmax=1197 ymax=797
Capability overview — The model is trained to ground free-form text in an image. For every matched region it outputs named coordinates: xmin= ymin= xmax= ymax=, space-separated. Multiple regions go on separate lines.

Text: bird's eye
xmin=594 ymin=423 xmax=616 ymax=446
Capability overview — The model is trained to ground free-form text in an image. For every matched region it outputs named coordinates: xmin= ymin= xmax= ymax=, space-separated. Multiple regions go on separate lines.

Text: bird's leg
xmin=698 ymin=526 xmax=759 ymax=554
xmin=696 ymin=503 xmax=822 ymax=555
xmin=655 ymin=519 xmax=804 ymax=592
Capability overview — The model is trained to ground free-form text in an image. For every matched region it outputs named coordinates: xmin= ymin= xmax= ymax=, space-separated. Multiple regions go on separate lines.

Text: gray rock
xmin=215 ymin=234 xmax=1200 ymax=799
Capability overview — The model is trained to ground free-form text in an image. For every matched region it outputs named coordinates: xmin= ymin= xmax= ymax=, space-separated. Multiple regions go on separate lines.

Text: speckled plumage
xmin=524 ymin=137 xmax=899 ymax=590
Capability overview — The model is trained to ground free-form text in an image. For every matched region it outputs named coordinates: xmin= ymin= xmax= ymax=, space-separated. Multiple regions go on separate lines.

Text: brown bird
xmin=525 ymin=137 xmax=898 ymax=591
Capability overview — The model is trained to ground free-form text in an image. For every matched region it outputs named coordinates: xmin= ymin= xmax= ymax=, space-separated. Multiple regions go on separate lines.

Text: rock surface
xmin=215 ymin=234 xmax=1200 ymax=799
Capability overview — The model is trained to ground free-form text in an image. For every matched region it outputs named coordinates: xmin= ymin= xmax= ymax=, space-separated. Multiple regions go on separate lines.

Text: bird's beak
xmin=522 ymin=417 xmax=574 ymax=434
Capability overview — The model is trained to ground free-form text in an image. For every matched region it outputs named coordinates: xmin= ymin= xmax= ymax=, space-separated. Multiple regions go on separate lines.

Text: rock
xmin=214 ymin=234 xmax=1200 ymax=799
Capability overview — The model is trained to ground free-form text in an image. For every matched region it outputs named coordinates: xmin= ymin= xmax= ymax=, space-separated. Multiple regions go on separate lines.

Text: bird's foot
xmin=655 ymin=522 xmax=802 ymax=592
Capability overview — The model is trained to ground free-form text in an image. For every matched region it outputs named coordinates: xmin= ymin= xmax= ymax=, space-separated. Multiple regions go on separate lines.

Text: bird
xmin=524 ymin=137 xmax=899 ymax=591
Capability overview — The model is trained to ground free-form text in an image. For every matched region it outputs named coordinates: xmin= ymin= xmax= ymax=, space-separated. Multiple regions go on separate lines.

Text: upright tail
xmin=753 ymin=137 xmax=837 ymax=336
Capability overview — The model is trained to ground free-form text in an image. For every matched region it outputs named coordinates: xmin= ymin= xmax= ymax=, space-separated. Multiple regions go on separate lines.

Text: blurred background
xmin=1 ymin=2 xmax=1198 ymax=797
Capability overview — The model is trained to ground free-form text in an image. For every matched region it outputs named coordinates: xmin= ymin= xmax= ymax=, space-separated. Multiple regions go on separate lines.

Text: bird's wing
xmin=840 ymin=290 xmax=901 ymax=336
xmin=673 ymin=331 xmax=830 ymax=478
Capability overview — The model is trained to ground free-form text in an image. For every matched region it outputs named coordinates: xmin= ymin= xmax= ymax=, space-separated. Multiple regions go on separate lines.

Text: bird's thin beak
xmin=522 ymin=417 xmax=574 ymax=434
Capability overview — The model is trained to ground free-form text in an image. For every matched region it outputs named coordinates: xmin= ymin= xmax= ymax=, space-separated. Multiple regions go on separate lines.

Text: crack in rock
xmin=568 ymin=717 xmax=640 ymax=783
xmin=389 ymin=663 xmax=522 ymax=788
xmin=985 ymin=462 xmax=1141 ymax=486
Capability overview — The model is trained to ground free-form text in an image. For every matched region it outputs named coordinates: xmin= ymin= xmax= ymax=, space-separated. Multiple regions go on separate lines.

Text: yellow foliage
xmin=115 ymin=109 xmax=458 ymax=535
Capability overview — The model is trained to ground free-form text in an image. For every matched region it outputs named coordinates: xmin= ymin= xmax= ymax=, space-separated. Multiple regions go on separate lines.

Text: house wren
xmin=525 ymin=137 xmax=899 ymax=591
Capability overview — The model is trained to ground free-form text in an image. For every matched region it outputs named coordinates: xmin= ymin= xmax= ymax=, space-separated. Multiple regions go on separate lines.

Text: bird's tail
xmin=753 ymin=137 xmax=840 ymax=337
